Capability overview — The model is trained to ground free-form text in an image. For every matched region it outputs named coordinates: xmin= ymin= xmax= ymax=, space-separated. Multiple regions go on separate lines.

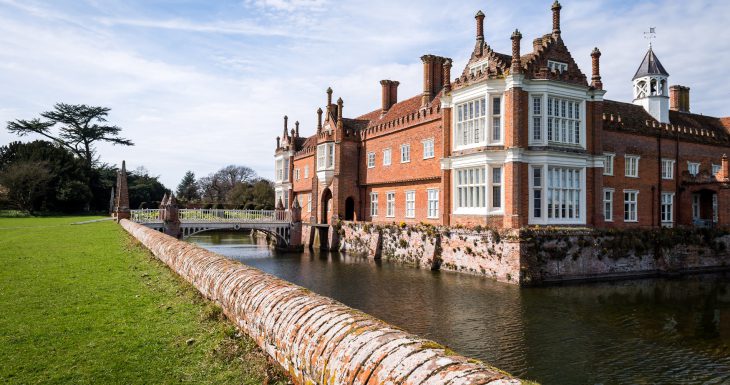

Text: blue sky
xmin=1 ymin=0 xmax=729 ymax=188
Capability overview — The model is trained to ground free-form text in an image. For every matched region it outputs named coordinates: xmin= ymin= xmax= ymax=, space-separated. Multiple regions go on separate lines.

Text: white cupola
xmin=632 ymin=46 xmax=670 ymax=123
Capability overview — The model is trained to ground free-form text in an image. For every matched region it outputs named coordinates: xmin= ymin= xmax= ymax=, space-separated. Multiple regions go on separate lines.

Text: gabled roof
xmin=632 ymin=47 xmax=669 ymax=80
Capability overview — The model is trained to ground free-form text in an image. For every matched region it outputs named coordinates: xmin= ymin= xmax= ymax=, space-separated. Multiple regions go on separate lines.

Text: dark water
xmin=190 ymin=231 xmax=730 ymax=385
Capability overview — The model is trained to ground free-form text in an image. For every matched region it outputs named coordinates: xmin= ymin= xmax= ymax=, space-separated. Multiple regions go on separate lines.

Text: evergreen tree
xmin=176 ymin=171 xmax=200 ymax=203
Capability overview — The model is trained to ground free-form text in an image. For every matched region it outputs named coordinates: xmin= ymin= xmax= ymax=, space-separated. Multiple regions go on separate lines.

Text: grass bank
xmin=0 ymin=216 xmax=288 ymax=384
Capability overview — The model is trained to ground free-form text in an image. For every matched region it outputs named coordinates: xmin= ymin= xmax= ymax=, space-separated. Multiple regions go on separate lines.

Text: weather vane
xmin=644 ymin=27 xmax=656 ymax=48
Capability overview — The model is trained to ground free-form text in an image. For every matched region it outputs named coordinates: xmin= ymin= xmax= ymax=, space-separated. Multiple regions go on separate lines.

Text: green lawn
xmin=0 ymin=216 xmax=287 ymax=384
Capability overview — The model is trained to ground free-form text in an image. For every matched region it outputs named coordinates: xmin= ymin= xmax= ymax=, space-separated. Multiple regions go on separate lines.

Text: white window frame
xmin=422 ymin=138 xmax=435 ymax=159
xmin=307 ymin=194 xmax=312 ymax=212
xmin=383 ymin=148 xmax=391 ymax=166
xmin=454 ymin=167 xmax=486 ymax=214
xmin=712 ymin=164 xmax=721 ymax=176
xmin=405 ymin=191 xmax=415 ymax=218
xmin=427 ymin=189 xmax=439 ymax=219
xmin=547 ymin=60 xmax=568 ymax=73
xmin=661 ymin=192 xmax=674 ymax=225
xmin=688 ymin=162 xmax=700 ymax=176
xmin=490 ymin=95 xmax=503 ymax=144
xmin=603 ymin=153 xmax=615 ymax=176
xmin=531 ymin=95 xmax=542 ymax=142
xmin=545 ymin=96 xmax=583 ymax=147
xmin=367 ymin=152 xmax=376 ymax=168
xmin=603 ymin=188 xmax=614 ymax=222
xmin=625 ymin=155 xmax=640 ymax=178
xmin=317 ymin=142 xmax=335 ymax=170
xmin=469 ymin=59 xmax=489 ymax=77
xmin=454 ymin=98 xmax=486 ymax=148
xmin=294 ymin=168 xmax=300 ymax=181
xmin=529 ymin=164 xmax=585 ymax=225
xmin=400 ymin=144 xmax=411 ymax=163
xmin=370 ymin=192 xmax=378 ymax=217
xmin=490 ymin=165 xmax=503 ymax=211
xmin=531 ymin=166 xmax=543 ymax=219
xmin=624 ymin=190 xmax=639 ymax=222
xmin=661 ymin=159 xmax=674 ymax=180
xmin=386 ymin=192 xmax=395 ymax=218
xmin=304 ymin=165 xmax=309 ymax=179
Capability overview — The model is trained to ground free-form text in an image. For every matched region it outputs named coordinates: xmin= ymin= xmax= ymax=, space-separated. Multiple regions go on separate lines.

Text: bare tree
xmin=0 ymin=161 xmax=52 ymax=214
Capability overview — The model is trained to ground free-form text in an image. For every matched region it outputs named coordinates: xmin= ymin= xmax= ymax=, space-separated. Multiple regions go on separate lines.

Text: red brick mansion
xmin=274 ymin=1 xmax=730 ymax=230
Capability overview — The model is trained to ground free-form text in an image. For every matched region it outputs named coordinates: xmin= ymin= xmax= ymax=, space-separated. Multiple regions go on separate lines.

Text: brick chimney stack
xmin=316 ymin=107 xmax=323 ymax=131
xmin=283 ymin=115 xmax=289 ymax=139
xmin=295 ymin=121 xmax=299 ymax=137
xmin=443 ymin=58 xmax=452 ymax=93
xmin=475 ymin=10 xmax=485 ymax=44
xmin=670 ymin=85 xmax=690 ymax=112
xmin=380 ymin=80 xmax=399 ymax=113
xmin=511 ymin=29 xmax=522 ymax=74
xmin=336 ymin=97 xmax=343 ymax=129
xmin=326 ymin=87 xmax=333 ymax=121
xmin=552 ymin=1 xmax=562 ymax=37
xmin=420 ymin=55 xmax=446 ymax=106
xmin=276 ymin=136 xmax=280 ymax=148
xmin=591 ymin=47 xmax=603 ymax=90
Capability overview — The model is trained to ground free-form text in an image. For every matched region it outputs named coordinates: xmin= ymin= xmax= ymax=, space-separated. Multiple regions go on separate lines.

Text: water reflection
xmin=191 ymin=231 xmax=730 ymax=385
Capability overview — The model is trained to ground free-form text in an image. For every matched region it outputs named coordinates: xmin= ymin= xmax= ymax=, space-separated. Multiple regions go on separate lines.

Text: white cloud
xmin=1 ymin=0 xmax=728 ymax=190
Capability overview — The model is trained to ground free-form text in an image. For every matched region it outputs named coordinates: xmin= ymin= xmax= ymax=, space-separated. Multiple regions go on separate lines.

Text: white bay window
xmin=454 ymin=165 xmax=504 ymax=214
xmin=454 ymin=94 xmax=503 ymax=148
xmin=317 ymin=142 xmax=334 ymax=170
xmin=531 ymin=165 xmax=585 ymax=224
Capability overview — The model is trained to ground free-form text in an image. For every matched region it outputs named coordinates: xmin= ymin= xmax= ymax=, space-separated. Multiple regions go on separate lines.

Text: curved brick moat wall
xmin=339 ymin=223 xmax=730 ymax=285
xmin=119 ymin=220 xmax=523 ymax=385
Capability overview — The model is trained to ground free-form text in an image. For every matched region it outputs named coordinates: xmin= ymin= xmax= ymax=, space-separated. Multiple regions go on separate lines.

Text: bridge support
xmin=161 ymin=194 xmax=182 ymax=239
xmin=276 ymin=197 xmax=303 ymax=252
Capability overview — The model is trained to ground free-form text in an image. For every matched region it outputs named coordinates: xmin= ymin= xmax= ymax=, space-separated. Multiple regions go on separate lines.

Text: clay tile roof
xmin=603 ymin=99 xmax=730 ymax=142
xmin=632 ymin=47 xmax=669 ymax=80
xmin=355 ymin=94 xmax=430 ymax=129
xmin=342 ymin=118 xmax=370 ymax=131
xmin=300 ymin=135 xmax=317 ymax=150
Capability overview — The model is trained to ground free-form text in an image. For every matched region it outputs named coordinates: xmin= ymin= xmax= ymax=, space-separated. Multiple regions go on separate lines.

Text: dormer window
xmin=469 ymin=59 xmax=489 ymax=77
xmin=317 ymin=142 xmax=335 ymax=170
xmin=547 ymin=60 xmax=568 ymax=73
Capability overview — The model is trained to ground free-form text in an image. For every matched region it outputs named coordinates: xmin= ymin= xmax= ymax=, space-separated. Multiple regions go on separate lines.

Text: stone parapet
xmin=119 ymin=219 xmax=523 ymax=385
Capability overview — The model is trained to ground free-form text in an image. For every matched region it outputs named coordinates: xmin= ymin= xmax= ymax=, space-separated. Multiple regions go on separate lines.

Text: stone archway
xmin=320 ymin=188 xmax=332 ymax=224
xmin=344 ymin=197 xmax=355 ymax=221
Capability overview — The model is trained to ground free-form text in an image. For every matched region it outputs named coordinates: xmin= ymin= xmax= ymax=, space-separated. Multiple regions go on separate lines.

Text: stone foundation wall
xmin=120 ymin=219 xmax=522 ymax=385
xmin=340 ymin=222 xmax=730 ymax=285
xmin=520 ymin=229 xmax=730 ymax=284
xmin=340 ymin=223 xmax=522 ymax=284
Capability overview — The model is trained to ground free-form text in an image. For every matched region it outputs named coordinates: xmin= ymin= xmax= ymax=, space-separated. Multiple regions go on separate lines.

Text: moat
xmin=190 ymin=231 xmax=730 ymax=385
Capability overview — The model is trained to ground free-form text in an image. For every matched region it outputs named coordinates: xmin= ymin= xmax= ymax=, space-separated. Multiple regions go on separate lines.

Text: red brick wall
xmin=602 ymin=129 xmax=728 ymax=228
xmin=363 ymin=181 xmax=441 ymax=225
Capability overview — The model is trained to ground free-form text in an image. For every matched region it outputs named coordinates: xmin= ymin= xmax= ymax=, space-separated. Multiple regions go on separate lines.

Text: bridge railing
xmin=130 ymin=209 xmax=161 ymax=223
xmin=129 ymin=209 xmax=291 ymax=223
xmin=178 ymin=209 xmax=290 ymax=223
